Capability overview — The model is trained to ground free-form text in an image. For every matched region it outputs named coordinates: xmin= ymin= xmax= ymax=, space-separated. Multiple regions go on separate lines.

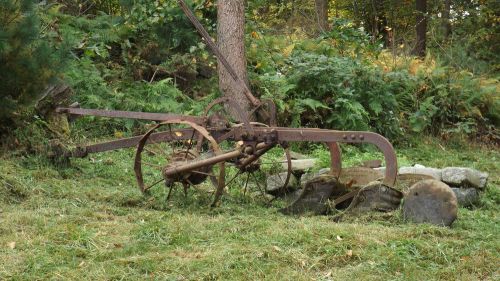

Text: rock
xmin=403 ymin=180 xmax=458 ymax=227
xmin=442 ymin=167 xmax=488 ymax=189
xmin=414 ymin=164 xmax=426 ymax=168
xmin=399 ymin=167 xmax=442 ymax=180
xmin=318 ymin=168 xmax=331 ymax=175
xmin=300 ymin=168 xmax=331 ymax=187
xmin=362 ymin=159 xmax=383 ymax=168
xmin=266 ymin=172 xmax=299 ymax=196
xmin=396 ymin=173 xmax=436 ymax=192
xmin=283 ymin=159 xmax=317 ymax=171
xmin=289 ymin=151 xmax=309 ymax=160
xmin=374 ymin=167 xmax=386 ymax=174
xmin=451 ymin=187 xmax=480 ymax=207
xmin=281 ymin=174 xmax=345 ymax=215
xmin=339 ymin=167 xmax=384 ymax=188
xmin=282 ymin=189 xmax=304 ymax=205
xmin=344 ymin=182 xmax=403 ymax=215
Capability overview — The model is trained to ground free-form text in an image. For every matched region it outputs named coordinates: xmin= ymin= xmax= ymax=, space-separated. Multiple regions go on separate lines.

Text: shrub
xmin=0 ymin=0 xmax=66 ymax=133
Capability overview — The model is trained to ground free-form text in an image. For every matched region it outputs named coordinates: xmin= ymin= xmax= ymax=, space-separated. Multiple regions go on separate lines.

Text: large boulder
xmin=399 ymin=166 xmax=442 ymax=180
xmin=266 ymin=172 xmax=299 ymax=196
xmin=403 ymin=180 xmax=458 ymax=227
xmin=451 ymin=187 xmax=480 ymax=207
xmin=441 ymin=167 xmax=488 ymax=189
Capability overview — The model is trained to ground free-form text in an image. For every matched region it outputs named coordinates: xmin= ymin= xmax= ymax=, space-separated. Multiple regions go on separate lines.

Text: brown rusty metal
xmin=134 ymin=120 xmax=226 ymax=207
xmin=68 ymin=122 xmax=398 ymax=188
xmin=56 ymin=107 xmax=202 ymax=124
xmin=56 ymin=0 xmax=400 ymax=207
xmin=327 ymin=142 xmax=342 ymax=178
xmin=163 ymin=149 xmax=241 ymax=178
xmin=203 ymin=96 xmax=254 ymax=135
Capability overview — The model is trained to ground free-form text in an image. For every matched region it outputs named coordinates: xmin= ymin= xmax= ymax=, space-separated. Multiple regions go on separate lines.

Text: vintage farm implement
xmin=56 ymin=0 xmax=399 ymax=209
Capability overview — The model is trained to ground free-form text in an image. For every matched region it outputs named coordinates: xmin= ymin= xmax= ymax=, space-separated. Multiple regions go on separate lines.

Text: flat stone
xmin=403 ymin=180 xmax=458 ymax=227
xmin=288 ymin=151 xmax=309 ymax=160
xmin=399 ymin=167 xmax=442 ymax=180
xmin=283 ymin=159 xmax=317 ymax=171
xmin=442 ymin=167 xmax=488 ymax=189
xmin=451 ymin=187 xmax=480 ymax=207
xmin=300 ymin=168 xmax=331 ymax=188
xmin=396 ymin=173 xmax=436 ymax=192
xmin=362 ymin=159 xmax=383 ymax=168
xmin=374 ymin=167 xmax=386 ymax=174
xmin=339 ymin=167 xmax=384 ymax=188
xmin=266 ymin=172 xmax=299 ymax=196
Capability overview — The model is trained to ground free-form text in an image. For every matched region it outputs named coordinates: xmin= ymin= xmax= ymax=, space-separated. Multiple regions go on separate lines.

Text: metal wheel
xmin=134 ymin=120 xmax=225 ymax=206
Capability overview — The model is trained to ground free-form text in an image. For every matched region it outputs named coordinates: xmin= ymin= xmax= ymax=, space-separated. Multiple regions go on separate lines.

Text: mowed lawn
xmin=0 ymin=139 xmax=498 ymax=280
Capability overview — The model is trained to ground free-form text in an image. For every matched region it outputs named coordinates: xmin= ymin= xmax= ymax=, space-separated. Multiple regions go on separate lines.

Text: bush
xmin=252 ymin=36 xmax=498 ymax=143
xmin=0 ymin=0 xmax=67 ymax=133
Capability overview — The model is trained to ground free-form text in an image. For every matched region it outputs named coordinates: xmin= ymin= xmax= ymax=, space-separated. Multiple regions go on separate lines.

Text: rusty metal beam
xmin=56 ymin=107 xmax=203 ymax=124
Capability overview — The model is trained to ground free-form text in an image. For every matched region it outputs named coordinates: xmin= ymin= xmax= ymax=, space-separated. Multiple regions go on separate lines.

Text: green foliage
xmin=284 ymin=52 xmax=400 ymax=136
xmin=250 ymin=34 xmax=402 ymax=139
xmin=409 ymin=67 xmax=499 ymax=138
xmin=0 ymin=0 xmax=67 ymax=131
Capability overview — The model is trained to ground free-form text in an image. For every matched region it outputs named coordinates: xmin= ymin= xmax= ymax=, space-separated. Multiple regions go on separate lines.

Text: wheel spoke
xmin=144 ymin=178 xmax=165 ymax=191
xmin=184 ymin=130 xmax=196 ymax=159
xmin=224 ymin=170 xmax=243 ymax=189
xmin=243 ymin=173 xmax=250 ymax=196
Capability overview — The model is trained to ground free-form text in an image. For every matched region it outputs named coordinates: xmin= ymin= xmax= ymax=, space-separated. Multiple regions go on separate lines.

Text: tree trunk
xmin=442 ymin=0 xmax=452 ymax=39
xmin=315 ymin=0 xmax=329 ymax=32
xmin=413 ymin=0 xmax=427 ymax=57
xmin=217 ymin=0 xmax=250 ymax=117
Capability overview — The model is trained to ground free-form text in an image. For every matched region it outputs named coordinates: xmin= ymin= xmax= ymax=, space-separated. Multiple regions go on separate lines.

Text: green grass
xmin=0 ymin=138 xmax=498 ymax=280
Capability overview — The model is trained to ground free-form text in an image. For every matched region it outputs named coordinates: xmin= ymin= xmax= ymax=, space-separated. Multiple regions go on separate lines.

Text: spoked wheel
xmin=134 ymin=120 xmax=225 ymax=206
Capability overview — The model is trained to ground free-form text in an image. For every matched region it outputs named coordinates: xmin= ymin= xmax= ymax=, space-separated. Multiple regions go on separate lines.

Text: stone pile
xmin=264 ymin=152 xmax=490 ymax=226
xmin=398 ymin=165 xmax=488 ymax=207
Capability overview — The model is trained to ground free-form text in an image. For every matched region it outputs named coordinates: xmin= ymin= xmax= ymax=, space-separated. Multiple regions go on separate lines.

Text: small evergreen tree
xmin=0 ymin=0 xmax=64 ymax=132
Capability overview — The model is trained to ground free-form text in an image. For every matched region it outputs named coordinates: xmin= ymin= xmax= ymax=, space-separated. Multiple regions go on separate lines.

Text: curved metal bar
xmin=250 ymin=128 xmax=398 ymax=187
xmin=203 ymin=96 xmax=254 ymax=135
xmin=248 ymin=99 xmax=278 ymax=127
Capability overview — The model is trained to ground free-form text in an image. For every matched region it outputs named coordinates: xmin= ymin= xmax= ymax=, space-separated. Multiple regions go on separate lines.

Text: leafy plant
xmin=0 ymin=0 xmax=67 ymax=133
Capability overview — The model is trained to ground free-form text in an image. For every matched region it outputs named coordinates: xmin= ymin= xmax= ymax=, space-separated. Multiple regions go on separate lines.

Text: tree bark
xmin=217 ymin=0 xmax=250 ymax=117
xmin=413 ymin=0 xmax=427 ymax=57
xmin=315 ymin=0 xmax=329 ymax=32
xmin=442 ymin=0 xmax=452 ymax=39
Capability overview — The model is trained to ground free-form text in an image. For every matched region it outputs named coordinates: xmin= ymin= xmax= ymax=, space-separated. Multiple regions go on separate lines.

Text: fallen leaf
xmin=336 ymin=235 xmax=343 ymax=241
xmin=272 ymin=246 xmax=282 ymax=252
xmin=78 ymin=261 xmax=85 ymax=267
xmin=7 ymin=242 xmax=16 ymax=249
xmin=346 ymin=249 xmax=353 ymax=257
